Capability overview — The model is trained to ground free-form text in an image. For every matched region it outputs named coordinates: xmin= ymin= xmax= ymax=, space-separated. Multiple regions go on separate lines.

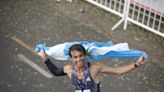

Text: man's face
xmin=70 ymin=50 xmax=85 ymax=68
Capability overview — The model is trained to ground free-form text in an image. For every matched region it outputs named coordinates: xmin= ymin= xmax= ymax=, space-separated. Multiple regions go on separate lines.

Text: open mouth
xmin=77 ymin=60 xmax=83 ymax=66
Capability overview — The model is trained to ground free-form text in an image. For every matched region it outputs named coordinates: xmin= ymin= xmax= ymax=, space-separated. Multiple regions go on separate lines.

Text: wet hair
xmin=69 ymin=44 xmax=87 ymax=57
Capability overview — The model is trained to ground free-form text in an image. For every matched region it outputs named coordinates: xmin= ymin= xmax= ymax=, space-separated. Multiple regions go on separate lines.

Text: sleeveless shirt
xmin=71 ymin=62 xmax=100 ymax=92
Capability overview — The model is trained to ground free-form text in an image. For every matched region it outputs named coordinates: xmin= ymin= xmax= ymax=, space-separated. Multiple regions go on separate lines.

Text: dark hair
xmin=69 ymin=44 xmax=87 ymax=57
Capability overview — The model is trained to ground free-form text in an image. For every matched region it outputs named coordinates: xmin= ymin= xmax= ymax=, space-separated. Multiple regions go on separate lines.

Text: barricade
xmin=85 ymin=0 xmax=164 ymax=37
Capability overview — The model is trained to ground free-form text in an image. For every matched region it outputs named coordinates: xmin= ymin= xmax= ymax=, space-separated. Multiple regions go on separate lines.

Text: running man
xmin=37 ymin=44 xmax=147 ymax=92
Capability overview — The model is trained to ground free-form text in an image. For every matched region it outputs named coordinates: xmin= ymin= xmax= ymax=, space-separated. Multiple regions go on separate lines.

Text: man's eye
xmin=80 ymin=54 xmax=83 ymax=57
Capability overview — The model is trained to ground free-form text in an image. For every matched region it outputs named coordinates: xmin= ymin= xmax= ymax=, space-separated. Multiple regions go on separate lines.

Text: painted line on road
xmin=10 ymin=36 xmax=36 ymax=55
xmin=17 ymin=54 xmax=53 ymax=79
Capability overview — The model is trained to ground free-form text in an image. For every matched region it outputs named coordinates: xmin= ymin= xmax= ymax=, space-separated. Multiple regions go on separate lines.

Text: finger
xmin=137 ymin=56 xmax=144 ymax=62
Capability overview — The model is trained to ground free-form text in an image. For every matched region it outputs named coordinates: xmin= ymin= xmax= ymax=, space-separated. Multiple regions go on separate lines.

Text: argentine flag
xmin=35 ymin=41 xmax=148 ymax=61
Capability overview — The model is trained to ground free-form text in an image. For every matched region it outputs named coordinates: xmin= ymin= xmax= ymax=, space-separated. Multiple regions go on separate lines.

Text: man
xmin=37 ymin=44 xmax=147 ymax=92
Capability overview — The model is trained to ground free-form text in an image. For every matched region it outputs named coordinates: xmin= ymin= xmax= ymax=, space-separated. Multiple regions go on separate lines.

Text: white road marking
xmin=17 ymin=54 xmax=53 ymax=79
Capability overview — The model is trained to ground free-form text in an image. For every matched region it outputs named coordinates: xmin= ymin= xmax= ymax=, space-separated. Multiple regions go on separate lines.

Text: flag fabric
xmin=35 ymin=41 xmax=148 ymax=61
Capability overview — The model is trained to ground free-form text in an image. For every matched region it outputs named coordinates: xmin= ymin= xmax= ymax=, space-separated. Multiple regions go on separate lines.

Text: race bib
xmin=75 ymin=89 xmax=91 ymax=92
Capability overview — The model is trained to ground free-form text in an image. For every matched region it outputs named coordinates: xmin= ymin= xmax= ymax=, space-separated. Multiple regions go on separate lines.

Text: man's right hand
xmin=37 ymin=50 xmax=47 ymax=60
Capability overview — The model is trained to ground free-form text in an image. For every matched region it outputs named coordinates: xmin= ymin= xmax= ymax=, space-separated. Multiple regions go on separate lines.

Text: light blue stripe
xmin=89 ymin=50 xmax=148 ymax=60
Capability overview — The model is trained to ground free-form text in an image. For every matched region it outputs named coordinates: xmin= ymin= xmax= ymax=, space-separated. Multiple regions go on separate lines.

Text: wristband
xmin=134 ymin=63 xmax=138 ymax=68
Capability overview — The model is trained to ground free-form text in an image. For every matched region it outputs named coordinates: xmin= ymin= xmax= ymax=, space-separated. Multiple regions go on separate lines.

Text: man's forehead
xmin=70 ymin=50 xmax=84 ymax=55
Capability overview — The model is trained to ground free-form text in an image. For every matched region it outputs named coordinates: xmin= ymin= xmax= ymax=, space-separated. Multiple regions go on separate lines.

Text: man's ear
xmin=69 ymin=56 xmax=72 ymax=60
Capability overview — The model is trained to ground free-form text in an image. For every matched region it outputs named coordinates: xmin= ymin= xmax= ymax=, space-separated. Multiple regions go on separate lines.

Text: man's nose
xmin=77 ymin=57 xmax=82 ymax=61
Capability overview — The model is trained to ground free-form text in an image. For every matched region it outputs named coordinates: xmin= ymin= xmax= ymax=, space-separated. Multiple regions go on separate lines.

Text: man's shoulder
xmin=63 ymin=64 xmax=73 ymax=77
xmin=90 ymin=62 xmax=103 ymax=69
xmin=63 ymin=64 xmax=73 ymax=75
xmin=89 ymin=62 xmax=104 ymax=74
xmin=64 ymin=64 xmax=73 ymax=69
xmin=90 ymin=62 xmax=101 ymax=66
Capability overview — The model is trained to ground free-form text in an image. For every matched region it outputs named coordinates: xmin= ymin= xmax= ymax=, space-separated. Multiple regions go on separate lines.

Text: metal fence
xmin=85 ymin=0 xmax=164 ymax=37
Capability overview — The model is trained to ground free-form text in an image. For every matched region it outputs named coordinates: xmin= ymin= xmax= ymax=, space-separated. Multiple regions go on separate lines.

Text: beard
xmin=76 ymin=60 xmax=84 ymax=68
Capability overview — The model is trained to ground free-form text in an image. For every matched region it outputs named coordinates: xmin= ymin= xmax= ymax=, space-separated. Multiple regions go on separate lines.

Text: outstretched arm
xmin=98 ymin=56 xmax=147 ymax=75
xmin=37 ymin=50 xmax=66 ymax=76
